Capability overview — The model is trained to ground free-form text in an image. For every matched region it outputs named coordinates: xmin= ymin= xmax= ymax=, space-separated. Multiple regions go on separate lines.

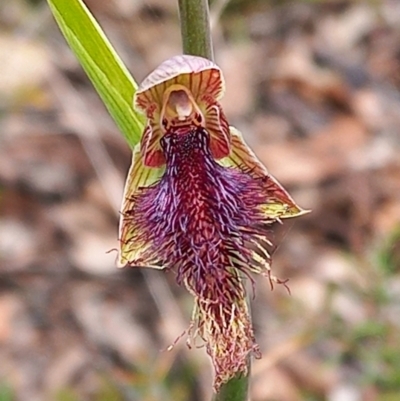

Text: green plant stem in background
xmin=177 ymin=1 xmax=250 ymax=400
xmin=178 ymin=0 xmax=214 ymax=61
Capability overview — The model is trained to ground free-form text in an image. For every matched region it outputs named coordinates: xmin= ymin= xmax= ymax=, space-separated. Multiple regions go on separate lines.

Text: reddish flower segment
xmin=118 ymin=55 xmax=306 ymax=391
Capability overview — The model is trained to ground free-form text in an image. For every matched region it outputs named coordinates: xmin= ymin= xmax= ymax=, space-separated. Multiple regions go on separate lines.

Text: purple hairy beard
xmin=126 ymin=126 xmax=280 ymax=389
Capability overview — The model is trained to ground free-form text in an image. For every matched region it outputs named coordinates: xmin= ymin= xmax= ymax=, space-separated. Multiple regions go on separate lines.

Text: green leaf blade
xmin=47 ymin=0 xmax=145 ymax=149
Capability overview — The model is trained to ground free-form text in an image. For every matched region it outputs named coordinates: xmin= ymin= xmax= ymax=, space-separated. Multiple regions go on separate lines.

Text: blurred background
xmin=1 ymin=0 xmax=400 ymax=400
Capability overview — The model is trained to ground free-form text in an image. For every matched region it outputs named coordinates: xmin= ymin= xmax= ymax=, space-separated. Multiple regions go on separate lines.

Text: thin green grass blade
xmin=47 ymin=0 xmax=144 ymax=149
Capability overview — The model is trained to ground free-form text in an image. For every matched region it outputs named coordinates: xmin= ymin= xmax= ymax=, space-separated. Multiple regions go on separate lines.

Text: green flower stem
xmin=178 ymin=0 xmax=214 ymax=61
xmin=212 ymin=371 xmax=249 ymax=401
xmin=177 ymin=0 xmax=250 ymax=400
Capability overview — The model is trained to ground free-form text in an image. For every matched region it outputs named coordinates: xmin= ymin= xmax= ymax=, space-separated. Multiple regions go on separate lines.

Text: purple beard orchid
xmin=118 ymin=55 xmax=307 ymax=391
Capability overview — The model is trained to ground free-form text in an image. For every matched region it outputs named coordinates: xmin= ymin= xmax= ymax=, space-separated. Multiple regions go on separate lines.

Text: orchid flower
xmin=118 ymin=55 xmax=307 ymax=391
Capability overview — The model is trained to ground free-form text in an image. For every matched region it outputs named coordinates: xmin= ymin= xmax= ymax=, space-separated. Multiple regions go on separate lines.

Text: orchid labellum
xmin=118 ymin=55 xmax=306 ymax=391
